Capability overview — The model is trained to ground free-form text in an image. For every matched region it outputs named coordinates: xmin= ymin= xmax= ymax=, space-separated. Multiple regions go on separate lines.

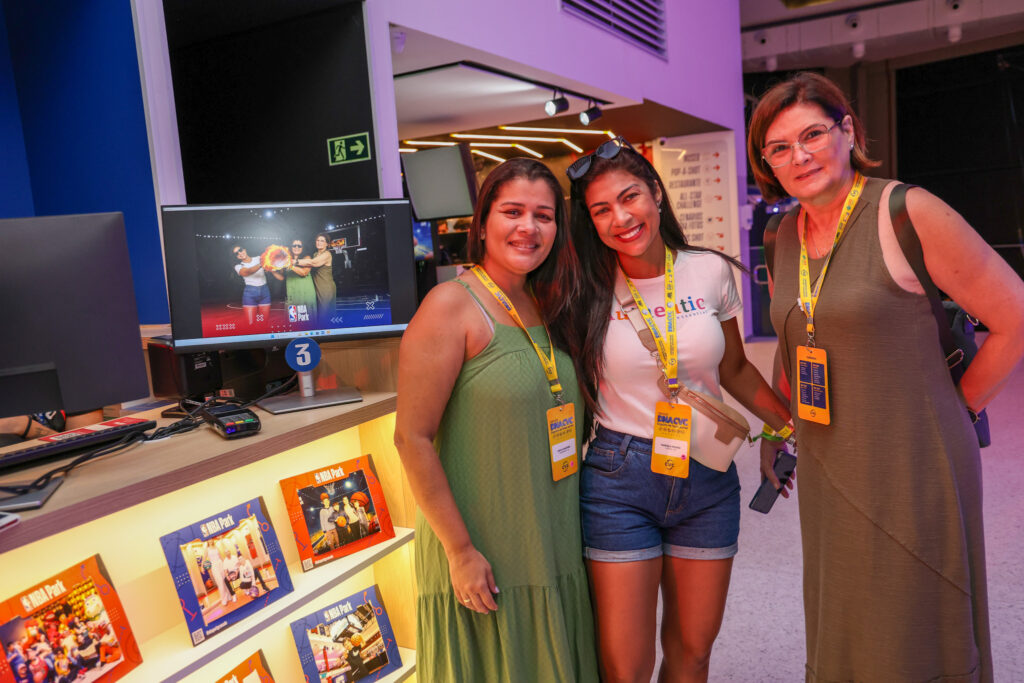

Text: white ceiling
xmin=738 ymin=0 xmax=1024 ymax=70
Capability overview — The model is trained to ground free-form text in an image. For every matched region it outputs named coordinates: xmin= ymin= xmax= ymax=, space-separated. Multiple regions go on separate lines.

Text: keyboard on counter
xmin=0 ymin=417 xmax=156 ymax=472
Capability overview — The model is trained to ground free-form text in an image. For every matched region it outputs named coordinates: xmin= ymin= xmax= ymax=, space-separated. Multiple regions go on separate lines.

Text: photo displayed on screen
xmin=177 ymin=514 xmax=282 ymax=627
xmin=189 ymin=206 xmax=394 ymax=338
xmin=305 ymin=601 xmax=389 ymax=682
xmin=411 ymin=220 xmax=434 ymax=261
xmin=297 ymin=470 xmax=381 ymax=557
xmin=1 ymin=578 xmax=124 ymax=683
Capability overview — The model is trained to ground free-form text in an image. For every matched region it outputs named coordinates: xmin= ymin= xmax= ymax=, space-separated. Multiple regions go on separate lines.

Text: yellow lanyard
xmin=622 ymin=247 xmax=678 ymax=398
xmin=798 ymin=172 xmax=866 ymax=345
xmin=469 ymin=265 xmax=564 ymax=402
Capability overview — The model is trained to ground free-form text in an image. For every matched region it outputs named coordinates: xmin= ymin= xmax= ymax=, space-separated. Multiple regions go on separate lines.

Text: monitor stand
xmin=257 ymin=371 xmax=362 ymax=415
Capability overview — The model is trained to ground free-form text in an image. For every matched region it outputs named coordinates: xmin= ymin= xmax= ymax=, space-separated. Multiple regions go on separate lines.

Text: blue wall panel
xmin=4 ymin=0 xmax=169 ymax=323
xmin=0 ymin=2 xmax=33 ymax=218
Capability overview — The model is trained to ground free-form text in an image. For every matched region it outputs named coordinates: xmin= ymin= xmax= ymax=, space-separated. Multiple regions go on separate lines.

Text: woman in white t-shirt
xmin=554 ymin=139 xmax=794 ymax=682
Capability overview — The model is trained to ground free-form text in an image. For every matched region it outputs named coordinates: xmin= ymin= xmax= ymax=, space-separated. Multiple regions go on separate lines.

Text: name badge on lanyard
xmin=795 ymin=172 xmax=865 ymax=426
xmin=652 ymin=401 xmax=692 ymax=478
xmin=470 ymin=265 xmax=577 ymax=481
xmin=622 ymin=248 xmax=692 ymax=479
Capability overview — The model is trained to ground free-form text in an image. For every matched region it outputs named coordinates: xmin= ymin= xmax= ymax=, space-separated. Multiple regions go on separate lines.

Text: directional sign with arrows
xmin=327 ymin=132 xmax=372 ymax=166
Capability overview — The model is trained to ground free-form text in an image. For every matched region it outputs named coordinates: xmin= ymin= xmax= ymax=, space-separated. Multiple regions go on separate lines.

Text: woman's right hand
xmin=446 ymin=545 xmax=499 ymax=614
xmin=760 ymin=439 xmax=795 ymax=498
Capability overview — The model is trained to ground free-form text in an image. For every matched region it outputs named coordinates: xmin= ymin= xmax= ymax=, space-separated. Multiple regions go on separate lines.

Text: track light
xmin=580 ymin=102 xmax=602 ymax=125
xmin=545 ymin=92 xmax=569 ymax=116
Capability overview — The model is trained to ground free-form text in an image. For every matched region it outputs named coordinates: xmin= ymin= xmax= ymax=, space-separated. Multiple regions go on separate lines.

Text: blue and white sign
xmin=285 ymin=337 xmax=322 ymax=372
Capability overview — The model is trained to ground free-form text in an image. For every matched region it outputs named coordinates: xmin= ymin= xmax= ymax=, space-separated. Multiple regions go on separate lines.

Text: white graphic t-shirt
xmin=598 ymin=250 xmax=742 ymax=439
xmin=234 ymin=257 xmax=267 ymax=287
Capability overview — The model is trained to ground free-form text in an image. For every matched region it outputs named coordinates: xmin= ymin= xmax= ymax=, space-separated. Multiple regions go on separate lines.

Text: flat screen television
xmin=0 ymin=212 xmax=150 ymax=418
xmin=161 ymin=199 xmax=418 ymax=354
xmin=400 ymin=143 xmax=478 ymax=221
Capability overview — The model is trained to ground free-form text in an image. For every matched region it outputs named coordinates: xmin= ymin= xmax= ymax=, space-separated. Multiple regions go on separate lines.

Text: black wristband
xmin=19 ymin=416 xmax=34 ymax=439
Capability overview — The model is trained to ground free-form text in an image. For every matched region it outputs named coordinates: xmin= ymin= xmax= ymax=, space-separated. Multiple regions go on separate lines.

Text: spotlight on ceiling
xmin=545 ymin=92 xmax=569 ymax=117
xmin=580 ymin=102 xmax=602 ymax=125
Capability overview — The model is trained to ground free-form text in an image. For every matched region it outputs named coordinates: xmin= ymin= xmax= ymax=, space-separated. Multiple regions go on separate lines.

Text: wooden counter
xmin=0 ymin=392 xmax=396 ymax=554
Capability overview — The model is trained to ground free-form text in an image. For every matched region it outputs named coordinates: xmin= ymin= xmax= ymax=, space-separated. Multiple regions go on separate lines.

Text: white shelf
xmin=118 ymin=527 xmax=414 ymax=682
xmin=383 ymin=647 xmax=417 ymax=683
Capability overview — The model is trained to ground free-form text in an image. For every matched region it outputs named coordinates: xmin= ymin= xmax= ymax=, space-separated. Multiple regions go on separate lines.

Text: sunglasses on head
xmin=566 ymin=137 xmax=636 ymax=181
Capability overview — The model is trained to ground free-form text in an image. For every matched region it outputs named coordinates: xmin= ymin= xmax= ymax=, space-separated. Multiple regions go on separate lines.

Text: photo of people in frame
xmin=297 ymin=471 xmax=381 ymax=557
xmin=1 ymin=578 xmax=124 ymax=683
xmin=176 ymin=514 xmax=282 ymax=628
xmin=290 ymin=585 xmax=401 ymax=683
xmin=160 ymin=497 xmax=293 ymax=646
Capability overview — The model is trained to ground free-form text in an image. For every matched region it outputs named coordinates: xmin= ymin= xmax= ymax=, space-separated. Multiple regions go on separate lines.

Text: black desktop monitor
xmin=400 ymin=144 xmax=478 ymax=221
xmin=160 ymin=199 xmax=418 ymax=354
xmin=0 ymin=212 xmax=150 ymax=418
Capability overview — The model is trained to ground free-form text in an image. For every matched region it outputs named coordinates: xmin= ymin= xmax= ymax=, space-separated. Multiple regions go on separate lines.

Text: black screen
xmin=0 ymin=212 xmax=150 ymax=417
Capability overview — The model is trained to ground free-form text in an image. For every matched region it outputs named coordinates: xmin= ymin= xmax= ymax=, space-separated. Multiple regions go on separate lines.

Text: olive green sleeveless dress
xmin=769 ymin=177 xmax=991 ymax=682
xmin=414 ymin=280 xmax=599 ymax=682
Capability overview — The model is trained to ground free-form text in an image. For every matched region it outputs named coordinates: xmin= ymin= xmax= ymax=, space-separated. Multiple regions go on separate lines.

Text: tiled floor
xmin=651 ymin=337 xmax=1024 ymax=681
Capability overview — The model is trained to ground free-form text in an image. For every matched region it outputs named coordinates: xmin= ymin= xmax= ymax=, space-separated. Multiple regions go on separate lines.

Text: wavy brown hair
xmin=747 ymin=72 xmax=880 ymax=204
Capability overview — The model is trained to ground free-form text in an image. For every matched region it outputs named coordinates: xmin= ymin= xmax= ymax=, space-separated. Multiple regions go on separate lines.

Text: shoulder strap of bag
xmin=888 ymin=183 xmax=964 ymax=372
xmin=611 ymin=269 xmax=750 ymax=441
xmin=763 ymin=211 xmax=784 ymax=281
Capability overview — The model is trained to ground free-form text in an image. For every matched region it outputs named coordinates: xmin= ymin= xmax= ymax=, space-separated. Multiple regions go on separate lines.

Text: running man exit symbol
xmin=327 ymin=132 xmax=372 ymax=166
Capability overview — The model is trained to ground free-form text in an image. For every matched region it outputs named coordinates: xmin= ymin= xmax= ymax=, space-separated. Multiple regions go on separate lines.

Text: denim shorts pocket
xmin=583 ymin=444 xmax=629 ymax=475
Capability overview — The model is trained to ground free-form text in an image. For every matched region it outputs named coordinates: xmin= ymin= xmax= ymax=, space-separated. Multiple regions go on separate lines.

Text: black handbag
xmin=762 ymin=185 xmax=991 ymax=447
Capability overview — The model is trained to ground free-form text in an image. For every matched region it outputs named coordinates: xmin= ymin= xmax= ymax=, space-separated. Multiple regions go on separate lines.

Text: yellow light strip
xmin=465 ymin=142 xmax=543 ymax=158
xmin=471 ymin=149 xmax=506 ymax=162
xmin=398 ymin=147 xmax=417 ymax=153
xmin=512 ymin=144 xmax=543 ymax=159
xmin=452 ymin=133 xmax=582 ymax=153
xmin=403 ymin=140 xmax=457 ymax=146
xmin=500 ymin=125 xmax=615 ymax=137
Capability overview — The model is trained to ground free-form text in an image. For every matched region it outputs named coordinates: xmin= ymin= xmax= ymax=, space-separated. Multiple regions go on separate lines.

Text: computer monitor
xmin=0 ymin=212 xmax=150 ymax=418
xmin=400 ymin=144 xmax=478 ymax=221
xmin=160 ymin=199 xmax=419 ymax=354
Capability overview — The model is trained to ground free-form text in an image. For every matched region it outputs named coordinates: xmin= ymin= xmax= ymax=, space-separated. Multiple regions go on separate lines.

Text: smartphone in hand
xmin=749 ymin=450 xmax=797 ymax=514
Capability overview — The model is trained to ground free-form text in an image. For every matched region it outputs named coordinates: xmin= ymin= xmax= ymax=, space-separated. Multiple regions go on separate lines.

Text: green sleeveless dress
xmin=414 ymin=280 xmax=599 ymax=682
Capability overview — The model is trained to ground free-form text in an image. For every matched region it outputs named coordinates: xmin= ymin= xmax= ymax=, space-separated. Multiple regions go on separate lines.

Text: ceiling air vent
xmin=562 ymin=0 xmax=667 ymax=59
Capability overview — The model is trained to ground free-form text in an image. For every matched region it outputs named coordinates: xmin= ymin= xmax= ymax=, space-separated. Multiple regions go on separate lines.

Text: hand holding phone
xmin=749 ymin=450 xmax=797 ymax=514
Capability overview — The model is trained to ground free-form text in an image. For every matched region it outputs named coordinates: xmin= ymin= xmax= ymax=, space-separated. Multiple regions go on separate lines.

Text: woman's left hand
xmin=760 ymin=438 xmax=795 ymax=498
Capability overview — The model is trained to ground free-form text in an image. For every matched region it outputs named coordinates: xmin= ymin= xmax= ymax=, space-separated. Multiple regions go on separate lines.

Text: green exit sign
xmin=327 ymin=132 xmax=372 ymax=166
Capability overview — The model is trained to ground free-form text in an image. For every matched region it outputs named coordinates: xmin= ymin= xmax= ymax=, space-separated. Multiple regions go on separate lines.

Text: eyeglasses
xmin=232 ymin=248 xmax=242 ymax=256
xmin=761 ymin=119 xmax=843 ymax=168
xmin=291 ymin=243 xmax=302 ymax=248
xmin=567 ymin=137 xmax=636 ymax=181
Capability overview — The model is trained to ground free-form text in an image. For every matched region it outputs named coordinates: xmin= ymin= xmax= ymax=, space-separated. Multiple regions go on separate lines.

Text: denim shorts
xmin=580 ymin=424 xmax=741 ymax=562
xmin=242 ymin=284 xmax=270 ymax=306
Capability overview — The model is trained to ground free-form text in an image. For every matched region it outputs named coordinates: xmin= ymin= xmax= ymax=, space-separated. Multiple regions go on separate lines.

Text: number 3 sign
xmin=285 ymin=338 xmax=322 ymax=372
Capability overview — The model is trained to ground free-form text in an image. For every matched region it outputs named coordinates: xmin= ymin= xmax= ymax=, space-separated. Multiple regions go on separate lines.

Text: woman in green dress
xmin=394 ymin=158 xmax=598 ymax=681
xmin=270 ymin=238 xmax=318 ymax=323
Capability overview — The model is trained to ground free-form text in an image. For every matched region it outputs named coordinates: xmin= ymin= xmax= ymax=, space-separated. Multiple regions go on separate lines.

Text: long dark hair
xmin=555 ymin=145 xmax=744 ymax=417
xmin=467 ymin=157 xmax=579 ymax=318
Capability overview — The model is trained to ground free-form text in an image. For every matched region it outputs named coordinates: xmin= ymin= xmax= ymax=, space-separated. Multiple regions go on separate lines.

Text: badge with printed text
xmin=547 ymin=403 xmax=578 ymax=481
xmin=652 ymin=401 xmax=692 ymax=478
xmin=796 ymin=345 xmax=831 ymax=425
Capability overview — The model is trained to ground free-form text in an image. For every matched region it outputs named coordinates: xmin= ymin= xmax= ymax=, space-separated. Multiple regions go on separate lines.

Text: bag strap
xmin=763 ymin=211 xmax=784 ymax=281
xmin=888 ymin=183 xmax=965 ymax=373
xmin=611 ymin=271 xmax=750 ymax=441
